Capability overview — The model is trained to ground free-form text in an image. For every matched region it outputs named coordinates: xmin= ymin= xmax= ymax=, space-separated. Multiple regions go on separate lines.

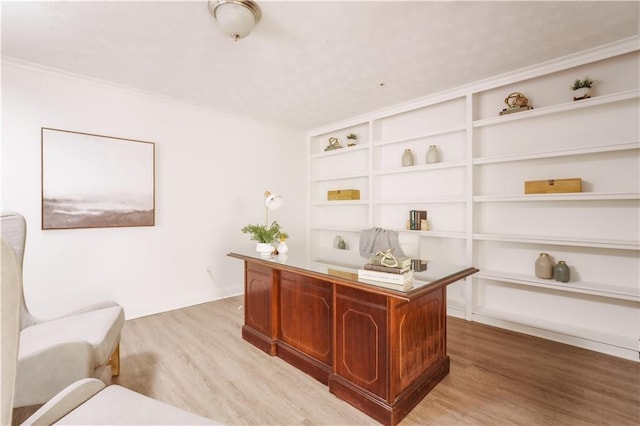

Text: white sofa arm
xmin=14 ymin=340 xmax=94 ymax=407
xmin=21 ymin=378 xmax=106 ymax=426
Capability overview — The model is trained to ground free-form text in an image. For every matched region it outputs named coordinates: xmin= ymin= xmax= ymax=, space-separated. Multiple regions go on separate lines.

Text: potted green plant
xmin=346 ymin=133 xmax=358 ymax=146
xmin=571 ymin=77 xmax=594 ymax=100
xmin=241 ymin=221 xmax=283 ymax=256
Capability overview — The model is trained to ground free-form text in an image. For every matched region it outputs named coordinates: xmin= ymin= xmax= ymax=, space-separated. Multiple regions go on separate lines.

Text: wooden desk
xmin=228 ymin=251 xmax=478 ymax=425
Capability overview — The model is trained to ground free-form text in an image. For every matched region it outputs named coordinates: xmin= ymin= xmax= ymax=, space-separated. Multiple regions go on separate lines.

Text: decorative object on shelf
xmin=327 ymin=189 xmax=360 ymax=200
xmin=402 ymin=149 xmax=414 ymax=167
xmin=276 ymin=232 xmax=289 ymax=254
xmin=333 ymin=235 xmax=346 ymax=250
xmin=571 ymin=76 xmax=594 ymax=101
xmin=208 ymin=0 xmax=262 ymax=41
xmin=346 ymin=133 xmax=358 ymax=146
xmin=499 ymin=92 xmax=533 ymax=115
xmin=524 ymin=177 xmax=582 ymax=194
xmin=324 ymin=137 xmax=342 ymax=151
xmin=409 ymin=210 xmax=427 ymax=230
xmin=426 ymin=145 xmax=440 ymax=164
xmin=553 ymin=260 xmax=570 ymax=282
xmin=535 ymin=252 xmax=554 ymax=279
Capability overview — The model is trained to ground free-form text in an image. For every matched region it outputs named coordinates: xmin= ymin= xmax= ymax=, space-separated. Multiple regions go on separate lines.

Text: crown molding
xmin=1 ymin=56 xmax=289 ymax=131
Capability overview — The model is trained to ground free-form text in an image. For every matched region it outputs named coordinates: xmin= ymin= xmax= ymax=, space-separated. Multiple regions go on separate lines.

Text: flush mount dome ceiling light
xmin=208 ymin=0 xmax=262 ymax=41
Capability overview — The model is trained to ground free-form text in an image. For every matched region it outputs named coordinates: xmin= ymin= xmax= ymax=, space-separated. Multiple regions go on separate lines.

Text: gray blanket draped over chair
xmin=359 ymin=227 xmax=405 ymax=258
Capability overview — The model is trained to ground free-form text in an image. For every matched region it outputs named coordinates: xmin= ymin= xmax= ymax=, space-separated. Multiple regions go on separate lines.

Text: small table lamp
xmin=264 ymin=191 xmax=283 ymax=225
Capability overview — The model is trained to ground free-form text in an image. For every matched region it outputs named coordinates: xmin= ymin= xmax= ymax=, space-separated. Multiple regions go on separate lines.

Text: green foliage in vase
xmin=241 ymin=221 xmax=284 ymax=244
xmin=571 ymin=77 xmax=594 ymax=90
xmin=346 ymin=133 xmax=358 ymax=140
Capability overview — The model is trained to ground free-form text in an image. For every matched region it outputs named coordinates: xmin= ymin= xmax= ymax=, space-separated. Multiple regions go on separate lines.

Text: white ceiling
xmin=2 ymin=1 xmax=639 ymax=130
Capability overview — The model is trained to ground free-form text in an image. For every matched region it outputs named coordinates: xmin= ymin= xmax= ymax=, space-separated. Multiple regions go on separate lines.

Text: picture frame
xmin=41 ymin=127 xmax=155 ymax=230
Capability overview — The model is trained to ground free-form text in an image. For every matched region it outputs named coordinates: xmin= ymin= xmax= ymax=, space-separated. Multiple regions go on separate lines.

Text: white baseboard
xmin=220 ymin=285 xmax=244 ymax=299
xmin=471 ymin=313 xmax=639 ymax=362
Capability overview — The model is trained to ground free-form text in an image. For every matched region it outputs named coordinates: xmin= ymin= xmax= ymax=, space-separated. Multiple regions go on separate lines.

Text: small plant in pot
xmin=241 ymin=221 xmax=283 ymax=256
xmin=571 ymin=77 xmax=594 ymax=101
xmin=346 ymin=133 xmax=358 ymax=146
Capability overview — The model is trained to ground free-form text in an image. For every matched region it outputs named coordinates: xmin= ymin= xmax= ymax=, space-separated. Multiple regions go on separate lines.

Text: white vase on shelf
xmin=402 ymin=149 xmax=414 ymax=167
xmin=535 ymin=253 xmax=554 ymax=279
xmin=573 ymin=87 xmax=591 ymax=100
xmin=426 ymin=145 xmax=440 ymax=164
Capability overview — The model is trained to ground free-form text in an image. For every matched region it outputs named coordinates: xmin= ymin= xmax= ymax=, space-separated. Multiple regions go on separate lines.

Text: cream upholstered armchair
xmin=0 ymin=212 xmax=124 ymax=408
xmin=2 ymin=239 xmax=219 ymax=425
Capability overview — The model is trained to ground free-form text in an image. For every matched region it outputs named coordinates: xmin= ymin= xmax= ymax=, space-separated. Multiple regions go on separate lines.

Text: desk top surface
xmin=228 ymin=249 xmax=478 ymax=299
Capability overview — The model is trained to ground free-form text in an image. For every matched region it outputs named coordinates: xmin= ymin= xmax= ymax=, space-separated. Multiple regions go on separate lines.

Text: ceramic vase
xmin=535 ymin=253 xmax=554 ymax=279
xmin=277 ymin=241 xmax=289 ymax=254
xmin=573 ymin=87 xmax=591 ymax=100
xmin=402 ymin=149 xmax=414 ymax=167
xmin=553 ymin=261 xmax=570 ymax=282
xmin=256 ymin=243 xmax=274 ymax=257
xmin=426 ymin=145 xmax=440 ymax=164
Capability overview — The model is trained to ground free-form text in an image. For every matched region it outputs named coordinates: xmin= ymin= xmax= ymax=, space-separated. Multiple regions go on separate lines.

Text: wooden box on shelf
xmin=524 ymin=178 xmax=582 ymax=194
xmin=327 ymin=189 xmax=360 ymax=201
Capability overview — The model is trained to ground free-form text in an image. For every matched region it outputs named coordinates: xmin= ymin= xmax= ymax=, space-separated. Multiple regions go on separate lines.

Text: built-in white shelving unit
xmin=307 ymin=38 xmax=640 ymax=361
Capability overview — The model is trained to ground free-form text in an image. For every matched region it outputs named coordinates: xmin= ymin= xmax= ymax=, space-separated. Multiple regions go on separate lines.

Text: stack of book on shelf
xmin=357 ymin=255 xmax=414 ymax=291
xmin=408 ymin=210 xmax=427 ymax=230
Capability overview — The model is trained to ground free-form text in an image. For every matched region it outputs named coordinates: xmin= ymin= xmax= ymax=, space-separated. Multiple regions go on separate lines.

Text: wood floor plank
xmin=111 ymin=296 xmax=639 ymax=425
xmin=16 ymin=295 xmax=638 ymax=425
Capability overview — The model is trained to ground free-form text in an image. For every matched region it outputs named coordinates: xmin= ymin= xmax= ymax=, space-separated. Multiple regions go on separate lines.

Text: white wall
xmin=1 ymin=59 xmax=308 ymax=319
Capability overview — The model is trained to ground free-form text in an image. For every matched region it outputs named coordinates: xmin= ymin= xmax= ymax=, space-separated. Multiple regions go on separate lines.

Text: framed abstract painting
xmin=41 ymin=128 xmax=155 ymax=230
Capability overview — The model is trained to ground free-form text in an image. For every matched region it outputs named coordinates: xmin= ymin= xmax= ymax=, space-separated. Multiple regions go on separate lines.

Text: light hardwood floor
xmin=14 ymin=296 xmax=640 ymax=425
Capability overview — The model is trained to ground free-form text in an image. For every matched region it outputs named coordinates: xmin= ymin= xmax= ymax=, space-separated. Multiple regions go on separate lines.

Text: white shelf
xmin=473 ymin=233 xmax=639 ymax=251
xmin=473 ymin=89 xmax=640 ymax=128
xmin=474 ymin=141 xmax=640 ymax=165
xmin=310 ymin=144 xmax=368 ymax=159
xmin=310 ymin=225 xmax=365 ymax=233
xmin=374 ymin=160 xmax=466 ymax=176
xmin=308 ymin=45 xmax=640 ymax=360
xmin=372 ymin=124 xmax=466 ymax=147
xmin=471 ymin=307 xmax=637 ymax=351
xmin=473 ymin=192 xmax=640 ymax=202
xmin=474 ymin=270 xmax=640 ymax=301
xmin=311 ymin=227 xmax=465 ymax=240
xmin=397 ymin=229 xmax=467 ymax=239
xmin=374 ymin=196 xmax=466 ymax=204
xmin=311 ymin=200 xmax=369 ymax=206
xmin=310 ymin=172 xmax=369 ymax=182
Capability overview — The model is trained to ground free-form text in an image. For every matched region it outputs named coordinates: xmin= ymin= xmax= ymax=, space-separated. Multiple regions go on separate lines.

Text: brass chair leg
xmin=110 ymin=343 xmax=120 ymax=377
